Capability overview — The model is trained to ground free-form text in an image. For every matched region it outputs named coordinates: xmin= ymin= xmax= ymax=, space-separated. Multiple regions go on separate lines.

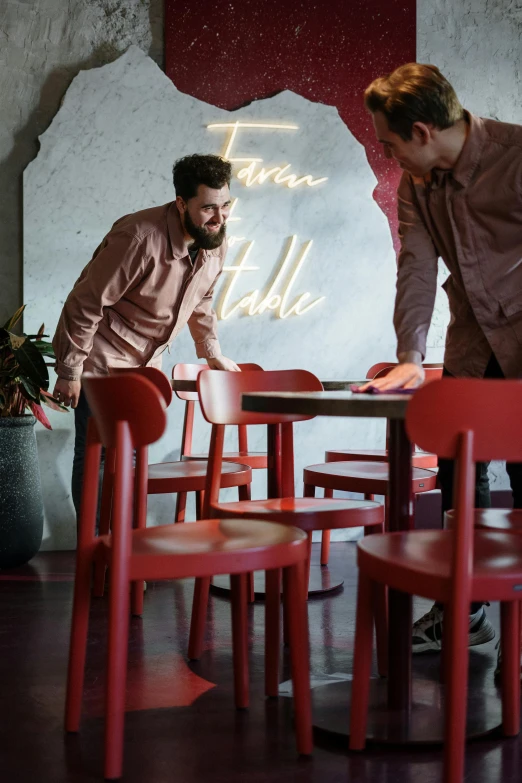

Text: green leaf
xmin=11 ymin=339 xmax=49 ymax=392
xmin=3 ymin=305 xmax=25 ymax=331
xmin=33 ymin=340 xmax=55 ymax=357
xmin=20 ymin=376 xmax=40 ymax=402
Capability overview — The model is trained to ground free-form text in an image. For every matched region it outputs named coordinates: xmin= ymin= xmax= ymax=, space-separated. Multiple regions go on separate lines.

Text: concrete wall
xmin=0 ymin=0 xmax=164 ymax=324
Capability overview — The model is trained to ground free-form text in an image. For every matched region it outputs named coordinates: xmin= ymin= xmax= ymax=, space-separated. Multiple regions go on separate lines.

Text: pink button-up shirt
xmin=394 ymin=112 xmax=522 ymax=378
xmin=53 ymin=202 xmax=226 ymax=380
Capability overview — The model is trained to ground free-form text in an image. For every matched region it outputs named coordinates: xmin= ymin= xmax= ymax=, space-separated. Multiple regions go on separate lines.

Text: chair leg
xmin=230 ymin=573 xmax=249 ymax=709
xmin=174 ymin=491 xmax=187 ymax=523
xmin=362 ymin=526 xmax=387 ymax=677
xmin=104 ymin=568 xmax=131 ymax=780
xmin=305 ymin=532 xmax=313 ymax=595
xmin=188 ymin=577 xmax=211 ymax=660
xmin=265 ymin=568 xmax=281 ymax=697
xmin=65 ymin=551 xmax=93 ymax=733
xmin=443 ymin=596 xmax=470 ymax=783
xmin=237 ymin=484 xmax=255 ymax=602
xmin=283 ymin=561 xmax=312 ymax=755
xmin=93 ymin=500 xmax=111 ymax=599
xmin=195 ymin=491 xmax=205 ymax=520
xmin=349 ymin=572 xmax=374 ymax=750
xmin=321 ymin=488 xmax=333 ymax=566
xmin=373 ymin=583 xmax=388 ymax=678
xmin=500 ymin=601 xmax=521 ymax=737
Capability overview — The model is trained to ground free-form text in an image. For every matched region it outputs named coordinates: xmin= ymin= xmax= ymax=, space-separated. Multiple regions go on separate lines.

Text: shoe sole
xmin=413 ymin=623 xmax=495 ymax=654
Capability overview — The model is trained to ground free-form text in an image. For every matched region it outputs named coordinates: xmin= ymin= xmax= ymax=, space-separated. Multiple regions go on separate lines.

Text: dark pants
xmin=72 ymin=390 xmax=105 ymax=528
xmin=437 ymin=352 xmax=522 ymax=612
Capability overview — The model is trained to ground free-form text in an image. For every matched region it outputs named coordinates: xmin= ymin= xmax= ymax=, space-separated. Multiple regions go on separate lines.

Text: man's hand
xmin=359 ymin=351 xmax=425 ymax=391
xmin=206 ymin=355 xmax=241 ymax=372
xmin=53 ymin=378 xmax=82 ymax=408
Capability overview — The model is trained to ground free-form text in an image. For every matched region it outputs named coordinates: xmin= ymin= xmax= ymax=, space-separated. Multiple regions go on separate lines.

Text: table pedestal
xmin=210 ymin=565 xmax=344 ymax=600
xmin=312 ymin=673 xmax=503 ymax=746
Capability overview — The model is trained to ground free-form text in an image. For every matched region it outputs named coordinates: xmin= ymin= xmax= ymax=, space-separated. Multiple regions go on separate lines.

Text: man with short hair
xmin=53 ymin=153 xmax=239 ymax=518
xmin=363 ymin=63 xmax=522 ymax=654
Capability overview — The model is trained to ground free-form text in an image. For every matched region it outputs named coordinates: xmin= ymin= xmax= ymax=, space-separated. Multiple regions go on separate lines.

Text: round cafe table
xmin=241 ymin=389 xmax=503 ymax=746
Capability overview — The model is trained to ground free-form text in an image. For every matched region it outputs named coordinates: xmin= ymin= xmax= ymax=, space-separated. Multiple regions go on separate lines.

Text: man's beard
xmin=184 ymin=209 xmax=227 ymax=250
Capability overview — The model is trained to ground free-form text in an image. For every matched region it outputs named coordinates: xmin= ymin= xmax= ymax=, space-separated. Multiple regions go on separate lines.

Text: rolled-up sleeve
xmin=394 ymin=174 xmax=439 ymax=360
xmin=52 ymin=231 xmax=145 ymax=380
xmin=187 ymin=272 xmax=222 ymax=359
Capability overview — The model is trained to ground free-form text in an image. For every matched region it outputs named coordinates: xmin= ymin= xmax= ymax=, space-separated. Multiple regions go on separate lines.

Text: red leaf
xmin=40 ymin=389 xmax=68 ymax=412
xmin=30 ymin=402 xmax=52 ymax=430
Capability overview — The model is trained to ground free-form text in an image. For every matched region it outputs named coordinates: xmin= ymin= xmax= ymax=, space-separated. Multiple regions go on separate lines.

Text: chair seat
xmin=325 ymin=448 xmax=438 ymax=469
xmin=148 ymin=460 xmax=252 ymax=493
xmin=97 ymin=518 xmax=307 ymax=580
xmin=304 ymin=461 xmax=437 ymax=495
xmin=212 ymin=497 xmax=384 ymax=532
xmin=358 ymin=529 xmax=522 ymax=603
xmin=446 ymin=508 xmax=522 ymax=532
xmin=182 ymin=452 xmax=268 ymax=469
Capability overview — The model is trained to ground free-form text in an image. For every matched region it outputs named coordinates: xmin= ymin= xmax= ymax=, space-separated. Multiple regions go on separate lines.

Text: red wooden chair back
xmin=172 ymin=362 xmax=263 ymax=401
xmin=173 ymin=362 xmax=264 ymax=457
xmin=406 ymin=378 xmax=522 ymax=633
xmin=197 ymin=369 xmax=323 ymax=426
xmin=407 ymin=378 xmax=522 ymax=463
xmin=198 ymin=370 xmax=323 ymax=511
xmin=82 ymin=373 xmax=167 ymax=449
xmin=109 ymin=366 xmax=173 ymax=407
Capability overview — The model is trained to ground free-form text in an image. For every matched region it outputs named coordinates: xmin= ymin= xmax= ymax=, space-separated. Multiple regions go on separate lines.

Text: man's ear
xmin=411 ymin=121 xmax=433 ymax=145
xmin=176 ymin=195 xmax=187 ymax=214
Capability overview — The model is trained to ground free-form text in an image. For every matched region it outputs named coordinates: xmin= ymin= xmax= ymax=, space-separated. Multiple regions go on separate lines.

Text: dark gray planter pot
xmin=0 ymin=416 xmax=44 ymax=568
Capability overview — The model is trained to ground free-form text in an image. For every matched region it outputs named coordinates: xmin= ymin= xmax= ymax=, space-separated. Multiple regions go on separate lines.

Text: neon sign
xmin=208 ymin=120 xmax=327 ymax=319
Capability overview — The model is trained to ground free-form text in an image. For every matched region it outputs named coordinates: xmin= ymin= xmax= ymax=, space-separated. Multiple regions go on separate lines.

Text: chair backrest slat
xmin=82 ymin=374 xmax=167 ymax=449
xmin=406 ymin=378 xmax=522 ymax=462
xmin=109 ymin=366 xmax=172 ymax=407
xmin=197 ymin=369 xmax=323 ymax=426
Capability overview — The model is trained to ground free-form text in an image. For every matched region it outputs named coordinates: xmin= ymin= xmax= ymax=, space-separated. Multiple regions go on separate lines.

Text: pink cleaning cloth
xmin=349 ymin=384 xmax=417 ymax=395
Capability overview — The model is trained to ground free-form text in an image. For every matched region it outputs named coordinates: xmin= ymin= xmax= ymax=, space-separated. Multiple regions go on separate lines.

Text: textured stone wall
xmin=0 ymin=0 xmax=164 ymax=324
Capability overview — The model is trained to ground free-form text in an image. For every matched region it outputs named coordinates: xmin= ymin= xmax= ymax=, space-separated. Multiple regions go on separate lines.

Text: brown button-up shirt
xmin=53 ymin=202 xmax=226 ymax=380
xmin=394 ymin=112 xmax=522 ymax=378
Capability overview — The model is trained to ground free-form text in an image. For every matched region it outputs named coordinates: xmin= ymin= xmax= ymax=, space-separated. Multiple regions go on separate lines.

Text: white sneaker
xmin=412 ymin=604 xmax=495 ymax=653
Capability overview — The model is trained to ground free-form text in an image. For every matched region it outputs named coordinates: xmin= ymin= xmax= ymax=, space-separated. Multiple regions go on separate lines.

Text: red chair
xmin=349 ymin=378 xmax=522 ymax=783
xmin=172 ymin=363 xmax=267 ymax=523
xmin=187 ymin=369 xmax=387 ymax=672
xmin=317 ymin=364 xmax=443 ymax=564
xmin=95 ymin=367 xmax=252 ymax=616
xmin=65 ymin=373 xmax=312 ymax=780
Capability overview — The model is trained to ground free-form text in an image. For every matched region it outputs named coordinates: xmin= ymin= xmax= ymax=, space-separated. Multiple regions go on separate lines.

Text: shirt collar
xmin=447 ymin=111 xmax=486 ymax=187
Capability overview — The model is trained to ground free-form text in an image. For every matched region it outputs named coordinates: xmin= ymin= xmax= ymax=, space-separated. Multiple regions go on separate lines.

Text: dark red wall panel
xmin=165 ymin=0 xmax=416 ymax=247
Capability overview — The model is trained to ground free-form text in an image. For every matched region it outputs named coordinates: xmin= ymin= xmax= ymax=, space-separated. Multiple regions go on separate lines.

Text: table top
xmin=241 ymin=390 xmax=410 ymax=419
xmin=171 ymin=378 xmax=367 ymax=394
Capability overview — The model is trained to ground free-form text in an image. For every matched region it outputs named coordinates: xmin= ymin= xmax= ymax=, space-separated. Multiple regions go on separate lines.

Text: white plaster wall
xmin=0 ymin=0 xmax=163 ymax=323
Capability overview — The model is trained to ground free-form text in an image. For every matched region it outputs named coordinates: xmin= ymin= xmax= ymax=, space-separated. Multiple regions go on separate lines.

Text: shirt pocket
xmin=107 ymin=310 xmax=149 ymax=352
xmin=500 ymin=292 xmax=522 ymax=345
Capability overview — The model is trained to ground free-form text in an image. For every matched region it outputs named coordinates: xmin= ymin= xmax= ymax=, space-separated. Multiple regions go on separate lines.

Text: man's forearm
xmin=397 ymin=350 xmax=423 ymax=366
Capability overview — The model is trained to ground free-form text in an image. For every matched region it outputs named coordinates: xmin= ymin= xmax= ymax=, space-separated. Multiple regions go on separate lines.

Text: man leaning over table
xmin=52 ymin=153 xmax=239 ymax=525
xmin=363 ymin=63 xmax=522 ymax=658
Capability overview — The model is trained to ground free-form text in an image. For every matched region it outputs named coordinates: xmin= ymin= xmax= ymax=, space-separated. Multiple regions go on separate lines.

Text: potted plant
xmin=0 ymin=306 xmax=66 ymax=568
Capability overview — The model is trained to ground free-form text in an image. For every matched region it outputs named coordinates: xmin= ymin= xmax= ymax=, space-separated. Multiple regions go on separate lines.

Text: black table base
xmin=312 ymin=675 xmax=503 ymax=746
xmin=210 ymin=565 xmax=344 ymax=600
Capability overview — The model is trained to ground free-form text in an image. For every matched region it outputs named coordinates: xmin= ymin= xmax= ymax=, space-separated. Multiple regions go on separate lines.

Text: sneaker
xmin=412 ymin=604 xmax=495 ymax=653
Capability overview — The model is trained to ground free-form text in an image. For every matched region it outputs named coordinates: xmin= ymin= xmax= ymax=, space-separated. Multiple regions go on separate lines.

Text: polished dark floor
xmin=0 ymin=543 xmax=519 ymax=782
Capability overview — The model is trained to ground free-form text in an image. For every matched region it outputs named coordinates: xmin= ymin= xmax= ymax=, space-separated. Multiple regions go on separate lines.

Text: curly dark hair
xmin=173 ymin=154 xmax=232 ymax=201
